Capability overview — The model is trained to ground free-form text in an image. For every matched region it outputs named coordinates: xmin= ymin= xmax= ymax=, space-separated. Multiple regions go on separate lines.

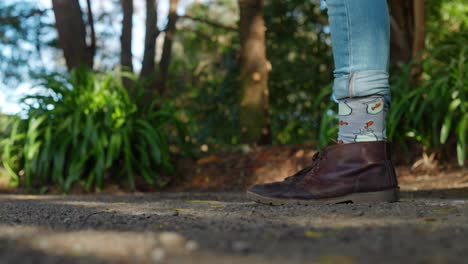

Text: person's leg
xmin=327 ymin=0 xmax=390 ymax=143
xmin=246 ymin=0 xmax=398 ymax=204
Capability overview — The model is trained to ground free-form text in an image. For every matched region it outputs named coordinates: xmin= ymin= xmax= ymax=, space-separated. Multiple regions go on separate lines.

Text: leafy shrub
xmin=388 ymin=47 xmax=467 ymax=166
xmin=387 ymin=1 xmax=468 ymax=166
xmin=265 ymin=0 xmax=335 ymax=145
xmin=1 ymin=68 xmax=188 ymax=191
xmin=0 ymin=113 xmax=11 ymax=141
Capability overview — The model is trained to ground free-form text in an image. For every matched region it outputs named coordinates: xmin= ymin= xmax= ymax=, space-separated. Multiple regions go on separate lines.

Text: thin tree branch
xmin=178 ymin=14 xmax=238 ymax=32
xmin=157 ymin=0 xmax=179 ymax=95
xmin=86 ymin=0 xmax=96 ymax=59
xmin=178 ymin=26 xmax=218 ymax=42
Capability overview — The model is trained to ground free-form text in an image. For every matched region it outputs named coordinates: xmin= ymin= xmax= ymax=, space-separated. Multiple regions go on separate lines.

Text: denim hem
xmin=332 ymin=70 xmax=390 ymax=106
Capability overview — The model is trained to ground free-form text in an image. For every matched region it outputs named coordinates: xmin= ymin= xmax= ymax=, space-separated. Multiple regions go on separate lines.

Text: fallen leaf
xmin=305 ymin=230 xmax=324 ymax=238
xmin=421 ymin=218 xmax=438 ymax=222
xmin=185 ymin=200 xmax=223 ymax=205
xmin=173 ymin=208 xmax=190 ymax=212
xmin=196 ymin=155 xmax=220 ymax=165
xmin=432 ymin=208 xmax=456 ymax=214
xmin=295 ymin=150 xmax=304 ymax=158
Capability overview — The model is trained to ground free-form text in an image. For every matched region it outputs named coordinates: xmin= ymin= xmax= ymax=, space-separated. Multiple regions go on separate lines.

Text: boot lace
xmin=284 ymin=151 xmax=325 ymax=183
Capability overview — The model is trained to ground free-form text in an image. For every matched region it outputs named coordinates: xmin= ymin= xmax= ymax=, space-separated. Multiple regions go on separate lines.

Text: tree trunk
xmin=52 ymin=0 xmax=93 ymax=70
xmin=411 ymin=0 xmax=425 ymax=78
xmin=389 ymin=0 xmax=412 ymax=64
xmin=85 ymin=0 xmax=96 ymax=61
xmin=238 ymin=0 xmax=271 ymax=145
xmin=156 ymin=0 xmax=179 ymax=95
xmin=140 ymin=0 xmax=158 ymax=79
xmin=120 ymin=0 xmax=133 ymax=72
xmin=389 ymin=0 xmax=425 ymax=75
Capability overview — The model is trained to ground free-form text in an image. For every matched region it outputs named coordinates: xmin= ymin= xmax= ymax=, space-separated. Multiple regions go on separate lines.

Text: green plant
xmin=1 ymin=68 xmax=188 ymax=191
xmin=170 ymin=0 xmax=334 ymax=148
xmin=388 ymin=47 xmax=467 ymax=166
xmin=265 ymin=0 xmax=334 ymax=145
xmin=386 ymin=1 xmax=468 ymax=166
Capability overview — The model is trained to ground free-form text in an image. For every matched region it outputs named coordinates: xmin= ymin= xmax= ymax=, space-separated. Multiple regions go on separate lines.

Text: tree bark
xmin=238 ymin=0 xmax=271 ymax=145
xmin=389 ymin=0 xmax=425 ymax=74
xmin=140 ymin=0 xmax=159 ymax=79
xmin=389 ymin=0 xmax=413 ymax=65
xmin=52 ymin=0 xmax=93 ymax=70
xmin=120 ymin=0 xmax=133 ymax=72
xmin=156 ymin=0 xmax=179 ymax=95
xmin=85 ymin=0 xmax=96 ymax=61
xmin=411 ymin=0 xmax=425 ymax=78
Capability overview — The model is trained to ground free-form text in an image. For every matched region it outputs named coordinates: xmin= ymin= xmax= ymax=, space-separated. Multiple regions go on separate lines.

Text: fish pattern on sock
xmin=337 ymin=96 xmax=386 ymax=144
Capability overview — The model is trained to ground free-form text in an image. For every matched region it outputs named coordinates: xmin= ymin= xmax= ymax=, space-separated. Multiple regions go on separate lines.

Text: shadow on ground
xmin=402 ymin=187 xmax=468 ymax=199
xmin=0 ymin=187 xmax=467 ymax=263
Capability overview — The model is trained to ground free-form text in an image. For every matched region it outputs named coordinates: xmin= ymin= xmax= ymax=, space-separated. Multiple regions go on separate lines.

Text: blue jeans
xmin=326 ymin=0 xmax=391 ymax=106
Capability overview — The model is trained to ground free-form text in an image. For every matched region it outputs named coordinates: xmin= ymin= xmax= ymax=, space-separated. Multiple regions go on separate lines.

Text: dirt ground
xmin=1 ymin=145 xmax=467 ymax=263
xmin=1 ymin=173 xmax=468 ymax=263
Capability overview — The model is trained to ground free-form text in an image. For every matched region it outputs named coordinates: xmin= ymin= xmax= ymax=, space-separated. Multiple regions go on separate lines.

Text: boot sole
xmin=246 ymin=188 xmax=399 ymax=205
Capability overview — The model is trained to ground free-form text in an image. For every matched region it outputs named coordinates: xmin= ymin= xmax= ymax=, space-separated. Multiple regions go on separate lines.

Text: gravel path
xmin=0 ymin=189 xmax=468 ymax=263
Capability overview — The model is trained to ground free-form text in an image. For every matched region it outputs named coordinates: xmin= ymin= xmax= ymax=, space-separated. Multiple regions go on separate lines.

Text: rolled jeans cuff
xmin=332 ymin=70 xmax=391 ymax=106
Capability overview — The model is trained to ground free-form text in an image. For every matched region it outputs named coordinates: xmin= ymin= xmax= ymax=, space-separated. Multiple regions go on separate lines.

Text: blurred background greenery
xmin=0 ymin=0 xmax=466 ymax=191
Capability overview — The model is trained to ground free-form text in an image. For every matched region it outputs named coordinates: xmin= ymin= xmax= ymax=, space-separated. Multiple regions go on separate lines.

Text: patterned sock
xmin=337 ymin=96 xmax=387 ymax=144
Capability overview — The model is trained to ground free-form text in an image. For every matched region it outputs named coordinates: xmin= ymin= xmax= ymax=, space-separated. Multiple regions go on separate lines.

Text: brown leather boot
xmin=247 ymin=141 xmax=399 ymax=205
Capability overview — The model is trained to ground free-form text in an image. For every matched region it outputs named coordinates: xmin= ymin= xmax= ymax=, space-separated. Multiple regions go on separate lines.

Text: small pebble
xmin=159 ymin=232 xmax=187 ymax=252
xmin=72 ymin=243 xmax=83 ymax=253
xmin=232 ymin=241 xmax=251 ymax=254
xmin=38 ymin=239 xmax=49 ymax=249
xmin=151 ymin=248 xmax=166 ymax=263
xmin=185 ymin=240 xmax=199 ymax=252
xmin=355 ymin=211 xmax=365 ymax=216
